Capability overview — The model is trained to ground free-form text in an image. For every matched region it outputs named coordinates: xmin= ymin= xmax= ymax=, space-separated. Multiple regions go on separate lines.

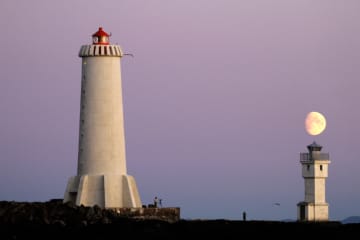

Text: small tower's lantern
xmin=92 ymin=27 xmax=110 ymax=45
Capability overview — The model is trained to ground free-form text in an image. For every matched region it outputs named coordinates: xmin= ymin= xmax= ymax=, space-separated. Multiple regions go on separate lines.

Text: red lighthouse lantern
xmin=92 ymin=27 xmax=110 ymax=45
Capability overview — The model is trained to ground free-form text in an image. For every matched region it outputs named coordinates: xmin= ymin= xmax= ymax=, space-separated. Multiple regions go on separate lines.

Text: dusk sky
xmin=1 ymin=0 xmax=359 ymax=221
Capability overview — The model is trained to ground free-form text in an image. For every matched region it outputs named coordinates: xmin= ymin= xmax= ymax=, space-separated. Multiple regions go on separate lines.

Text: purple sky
xmin=1 ymin=0 xmax=359 ymax=221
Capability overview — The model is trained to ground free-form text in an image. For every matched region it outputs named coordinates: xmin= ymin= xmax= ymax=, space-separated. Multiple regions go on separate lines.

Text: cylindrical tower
xmin=77 ymin=28 xmax=126 ymax=176
xmin=64 ymin=27 xmax=142 ymax=208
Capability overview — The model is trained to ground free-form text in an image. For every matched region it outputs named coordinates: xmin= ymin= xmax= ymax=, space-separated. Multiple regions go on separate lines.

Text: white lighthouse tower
xmin=63 ymin=27 xmax=142 ymax=208
xmin=297 ymin=141 xmax=330 ymax=221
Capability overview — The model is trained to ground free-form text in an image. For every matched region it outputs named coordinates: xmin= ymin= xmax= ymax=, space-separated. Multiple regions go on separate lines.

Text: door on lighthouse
xmin=300 ymin=205 xmax=305 ymax=220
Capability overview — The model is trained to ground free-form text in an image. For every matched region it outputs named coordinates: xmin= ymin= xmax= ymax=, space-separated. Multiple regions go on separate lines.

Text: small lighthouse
xmin=297 ymin=141 xmax=330 ymax=221
xmin=63 ymin=27 xmax=142 ymax=208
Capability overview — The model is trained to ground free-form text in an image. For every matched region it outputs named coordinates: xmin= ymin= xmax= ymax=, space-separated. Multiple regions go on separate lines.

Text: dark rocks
xmin=0 ymin=201 xmax=359 ymax=239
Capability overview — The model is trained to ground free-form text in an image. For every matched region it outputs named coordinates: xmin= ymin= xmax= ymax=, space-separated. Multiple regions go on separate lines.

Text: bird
xmin=274 ymin=203 xmax=281 ymax=206
xmin=123 ymin=53 xmax=134 ymax=57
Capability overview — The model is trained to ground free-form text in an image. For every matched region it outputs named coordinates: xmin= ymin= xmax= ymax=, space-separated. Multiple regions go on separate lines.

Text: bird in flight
xmin=123 ymin=53 xmax=134 ymax=57
xmin=274 ymin=203 xmax=281 ymax=206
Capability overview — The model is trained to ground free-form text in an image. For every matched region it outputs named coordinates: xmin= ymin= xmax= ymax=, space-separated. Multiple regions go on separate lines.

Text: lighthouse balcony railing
xmin=300 ymin=153 xmax=330 ymax=161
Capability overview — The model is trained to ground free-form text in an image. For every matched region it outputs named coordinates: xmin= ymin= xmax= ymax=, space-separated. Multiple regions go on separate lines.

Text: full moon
xmin=305 ymin=111 xmax=327 ymax=136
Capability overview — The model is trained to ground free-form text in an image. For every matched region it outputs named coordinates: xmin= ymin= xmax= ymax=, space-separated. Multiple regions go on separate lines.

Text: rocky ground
xmin=0 ymin=200 xmax=359 ymax=239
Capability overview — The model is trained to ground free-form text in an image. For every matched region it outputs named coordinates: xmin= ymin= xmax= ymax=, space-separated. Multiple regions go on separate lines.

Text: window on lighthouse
xmin=100 ymin=36 xmax=108 ymax=43
xmin=93 ymin=37 xmax=98 ymax=44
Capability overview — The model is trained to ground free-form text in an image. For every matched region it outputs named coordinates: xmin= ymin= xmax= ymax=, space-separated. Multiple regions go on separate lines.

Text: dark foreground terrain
xmin=1 ymin=200 xmax=359 ymax=239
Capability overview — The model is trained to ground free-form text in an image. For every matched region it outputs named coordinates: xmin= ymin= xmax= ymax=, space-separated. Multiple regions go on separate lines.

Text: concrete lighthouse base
xmin=63 ymin=174 xmax=142 ymax=208
xmin=297 ymin=202 xmax=329 ymax=221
